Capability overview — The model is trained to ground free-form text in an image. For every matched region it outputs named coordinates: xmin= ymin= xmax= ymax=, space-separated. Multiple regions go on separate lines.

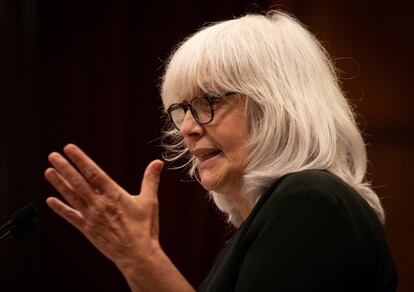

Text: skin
xmin=180 ymin=94 xmax=251 ymax=218
xmin=45 ymin=95 xmax=251 ymax=291
xmin=45 ymin=144 xmax=194 ymax=291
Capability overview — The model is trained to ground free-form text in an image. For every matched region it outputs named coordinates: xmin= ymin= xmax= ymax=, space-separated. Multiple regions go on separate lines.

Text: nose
xmin=179 ymin=110 xmax=204 ymax=137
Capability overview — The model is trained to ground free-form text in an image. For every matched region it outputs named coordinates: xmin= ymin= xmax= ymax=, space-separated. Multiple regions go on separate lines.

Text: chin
xmin=199 ymin=172 xmax=222 ymax=192
xmin=200 ymin=178 xmax=218 ymax=192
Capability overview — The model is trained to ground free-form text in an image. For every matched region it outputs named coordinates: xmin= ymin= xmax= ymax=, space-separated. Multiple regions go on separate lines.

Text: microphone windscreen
xmin=9 ymin=203 xmax=39 ymax=237
xmin=9 ymin=203 xmax=38 ymax=224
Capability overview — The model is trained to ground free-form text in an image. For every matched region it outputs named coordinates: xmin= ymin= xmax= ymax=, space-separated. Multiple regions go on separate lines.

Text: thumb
xmin=140 ymin=160 xmax=164 ymax=199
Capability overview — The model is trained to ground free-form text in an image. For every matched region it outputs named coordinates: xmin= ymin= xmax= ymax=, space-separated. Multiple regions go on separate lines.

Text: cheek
xmin=224 ymin=143 xmax=249 ymax=172
xmin=234 ymin=149 xmax=249 ymax=171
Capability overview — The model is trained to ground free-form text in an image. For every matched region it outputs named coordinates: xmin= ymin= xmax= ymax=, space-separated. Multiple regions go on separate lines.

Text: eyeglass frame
xmin=167 ymin=92 xmax=236 ymax=130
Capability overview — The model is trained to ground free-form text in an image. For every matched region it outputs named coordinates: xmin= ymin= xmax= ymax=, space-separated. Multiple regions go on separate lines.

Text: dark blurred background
xmin=1 ymin=0 xmax=413 ymax=291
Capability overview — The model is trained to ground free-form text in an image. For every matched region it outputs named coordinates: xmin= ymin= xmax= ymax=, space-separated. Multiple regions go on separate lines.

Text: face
xmin=179 ymin=94 xmax=250 ymax=197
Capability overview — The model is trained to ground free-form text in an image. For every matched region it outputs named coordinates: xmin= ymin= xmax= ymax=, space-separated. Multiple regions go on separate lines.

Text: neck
xmin=229 ymin=193 xmax=252 ymax=220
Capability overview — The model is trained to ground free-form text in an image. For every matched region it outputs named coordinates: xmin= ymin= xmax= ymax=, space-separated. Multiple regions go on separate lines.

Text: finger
xmin=48 ymin=152 xmax=95 ymax=202
xmin=44 ymin=168 xmax=87 ymax=210
xmin=140 ymin=160 xmax=164 ymax=199
xmin=63 ymin=144 xmax=115 ymax=192
xmin=46 ymin=197 xmax=85 ymax=230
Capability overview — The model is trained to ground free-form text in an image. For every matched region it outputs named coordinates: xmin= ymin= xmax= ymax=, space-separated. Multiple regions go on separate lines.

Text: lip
xmin=198 ymin=152 xmax=221 ymax=170
xmin=191 ymin=148 xmax=221 ymax=161
xmin=191 ymin=148 xmax=222 ymax=169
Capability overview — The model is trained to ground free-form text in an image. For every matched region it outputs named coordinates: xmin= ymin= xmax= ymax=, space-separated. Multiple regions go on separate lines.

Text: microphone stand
xmin=0 ymin=230 xmax=12 ymax=243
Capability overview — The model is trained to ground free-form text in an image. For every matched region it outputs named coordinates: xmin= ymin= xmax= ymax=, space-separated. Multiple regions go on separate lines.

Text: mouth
xmin=192 ymin=149 xmax=222 ymax=162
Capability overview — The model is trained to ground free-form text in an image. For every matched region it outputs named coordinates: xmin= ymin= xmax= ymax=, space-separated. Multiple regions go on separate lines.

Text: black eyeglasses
xmin=167 ymin=92 xmax=236 ymax=130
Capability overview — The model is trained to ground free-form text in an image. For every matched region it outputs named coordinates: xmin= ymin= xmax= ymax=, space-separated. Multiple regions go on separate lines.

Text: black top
xmin=198 ymin=170 xmax=398 ymax=292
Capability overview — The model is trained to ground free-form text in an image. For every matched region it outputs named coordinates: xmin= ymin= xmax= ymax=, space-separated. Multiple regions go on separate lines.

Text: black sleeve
xmin=235 ymin=187 xmax=364 ymax=292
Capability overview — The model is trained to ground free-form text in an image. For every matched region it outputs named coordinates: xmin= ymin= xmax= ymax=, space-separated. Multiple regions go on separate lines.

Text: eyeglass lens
xmin=170 ymin=97 xmax=212 ymax=129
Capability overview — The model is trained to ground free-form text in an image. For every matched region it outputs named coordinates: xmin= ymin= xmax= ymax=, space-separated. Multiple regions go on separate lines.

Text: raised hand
xmin=45 ymin=144 xmax=164 ymax=268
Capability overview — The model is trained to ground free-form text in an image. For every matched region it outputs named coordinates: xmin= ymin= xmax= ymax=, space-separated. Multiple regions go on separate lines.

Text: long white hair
xmin=160 ymin=11 xmax=385 ymax=227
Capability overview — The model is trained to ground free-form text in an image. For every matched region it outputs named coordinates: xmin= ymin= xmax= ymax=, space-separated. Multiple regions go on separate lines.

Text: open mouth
xmin=198 ymin=150 xmax=221 ymax=162
xmin=192 ymin=147 xmax=221 ymax=163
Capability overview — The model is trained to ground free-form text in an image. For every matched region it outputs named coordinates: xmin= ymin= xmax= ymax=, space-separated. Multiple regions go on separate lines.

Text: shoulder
xmin=242 ymin=169 xmax=383 ymax=250
xmin=255 ymin=170 xmax=347 ymax=227
xmin=242 ymin=169 xmax=383 ymax=243
xmin=260 ymin=169 xmax=368 ymax=218
xmin=243 ymin=170 xmax=347 ymax=234
xmin=275 ymin=169 xmax=355 ymax=198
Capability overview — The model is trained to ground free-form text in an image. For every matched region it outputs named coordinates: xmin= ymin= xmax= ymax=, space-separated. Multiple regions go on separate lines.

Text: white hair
xmin=160 ymin=11 xmax=385 ymax=227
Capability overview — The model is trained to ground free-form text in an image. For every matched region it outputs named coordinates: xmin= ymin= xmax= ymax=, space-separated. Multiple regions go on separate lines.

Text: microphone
xmin=0 ymin=203 xmax=39 ymax=244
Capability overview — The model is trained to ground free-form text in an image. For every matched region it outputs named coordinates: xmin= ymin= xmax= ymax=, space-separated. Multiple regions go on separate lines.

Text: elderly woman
xmin=45 ymin=11 xmax=397 ymax=292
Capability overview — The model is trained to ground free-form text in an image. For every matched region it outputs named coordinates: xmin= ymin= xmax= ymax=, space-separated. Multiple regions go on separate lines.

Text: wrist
xmin=115 ymin=239 xmax=162 ymax=273
xmin=116 ymin=242 xmax=194 ymax=292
